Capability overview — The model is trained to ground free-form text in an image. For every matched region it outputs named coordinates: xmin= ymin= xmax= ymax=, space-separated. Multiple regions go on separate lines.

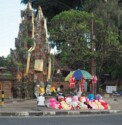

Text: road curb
xmin=0 ymin=110 xmax=122 ymax=116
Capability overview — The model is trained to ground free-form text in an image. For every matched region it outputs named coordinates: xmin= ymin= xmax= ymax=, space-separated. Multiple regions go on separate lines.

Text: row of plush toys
xmin=48 ymin=95 xmax=111 ymax=110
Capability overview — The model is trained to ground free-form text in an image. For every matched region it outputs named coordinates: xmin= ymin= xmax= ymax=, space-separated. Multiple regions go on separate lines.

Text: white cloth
xmin=37 ymin=95 xmax=45 ymax=106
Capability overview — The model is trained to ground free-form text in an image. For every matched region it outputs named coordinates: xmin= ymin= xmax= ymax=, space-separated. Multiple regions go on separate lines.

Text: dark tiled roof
xmin=0 ymin=73 xmax=15 ymax=80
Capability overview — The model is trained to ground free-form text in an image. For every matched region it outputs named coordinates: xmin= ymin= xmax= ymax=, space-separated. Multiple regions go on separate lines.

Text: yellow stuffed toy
xmin=39 ymin=87 xmax=45 ymax=94
xmin=60 ymin=101 xmax=71 ymax=110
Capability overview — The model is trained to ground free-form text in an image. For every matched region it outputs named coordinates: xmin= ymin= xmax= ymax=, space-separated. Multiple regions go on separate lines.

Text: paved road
xmin=0 ymin=114 xmax=122 ymax=125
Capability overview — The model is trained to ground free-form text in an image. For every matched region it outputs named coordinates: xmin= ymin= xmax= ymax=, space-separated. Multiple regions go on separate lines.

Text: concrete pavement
xmin=0 ymin=96 xmax=122 ymax=116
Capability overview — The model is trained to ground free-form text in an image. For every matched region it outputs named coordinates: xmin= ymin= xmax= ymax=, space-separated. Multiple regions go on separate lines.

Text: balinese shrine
xmin=9 ymin=2 xmax=51 ymax=98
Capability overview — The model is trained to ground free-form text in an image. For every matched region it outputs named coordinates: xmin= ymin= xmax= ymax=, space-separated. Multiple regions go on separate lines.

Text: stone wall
xmin=52 ymin=81 xmax=69 ymax=91
xmin=0 ymin=81 xmax=13 ymax=99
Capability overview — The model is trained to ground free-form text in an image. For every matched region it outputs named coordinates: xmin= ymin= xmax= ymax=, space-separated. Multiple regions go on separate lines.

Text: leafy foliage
xmin=21 ymin=0 xmax=82 ymax=20
xmin=50 ymin=10 xmax=102 ymax=70
xmin=49 ymin=10 xmax=122 ymax=80
xmin=0 ymin=56 xmax=9 ymax=67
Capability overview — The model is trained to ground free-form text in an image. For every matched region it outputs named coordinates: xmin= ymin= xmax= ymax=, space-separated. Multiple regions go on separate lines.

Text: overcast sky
xmin=0 ymin=0 xmax=25 ymax=57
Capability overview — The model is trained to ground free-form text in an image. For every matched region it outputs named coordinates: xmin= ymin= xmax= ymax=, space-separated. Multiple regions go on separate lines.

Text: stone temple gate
xmin=10 ymin=2 xmax=51 ymax=91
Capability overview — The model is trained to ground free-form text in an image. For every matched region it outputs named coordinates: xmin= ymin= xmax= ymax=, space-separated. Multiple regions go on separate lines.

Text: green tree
xmin=49 ymin=10 xmax=122 ymax=78
xmin=95 ymin=30 xmax=122 ymax=79
xmin=81 ymin=0 xmax=122 ymax=79
xmin=82 ymin=0 xmax=122 ymax=41
xmin=0 ymin=56 xmax=9 ymax=67
xmin=49 ymin=10 xmax=95 ymax=69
